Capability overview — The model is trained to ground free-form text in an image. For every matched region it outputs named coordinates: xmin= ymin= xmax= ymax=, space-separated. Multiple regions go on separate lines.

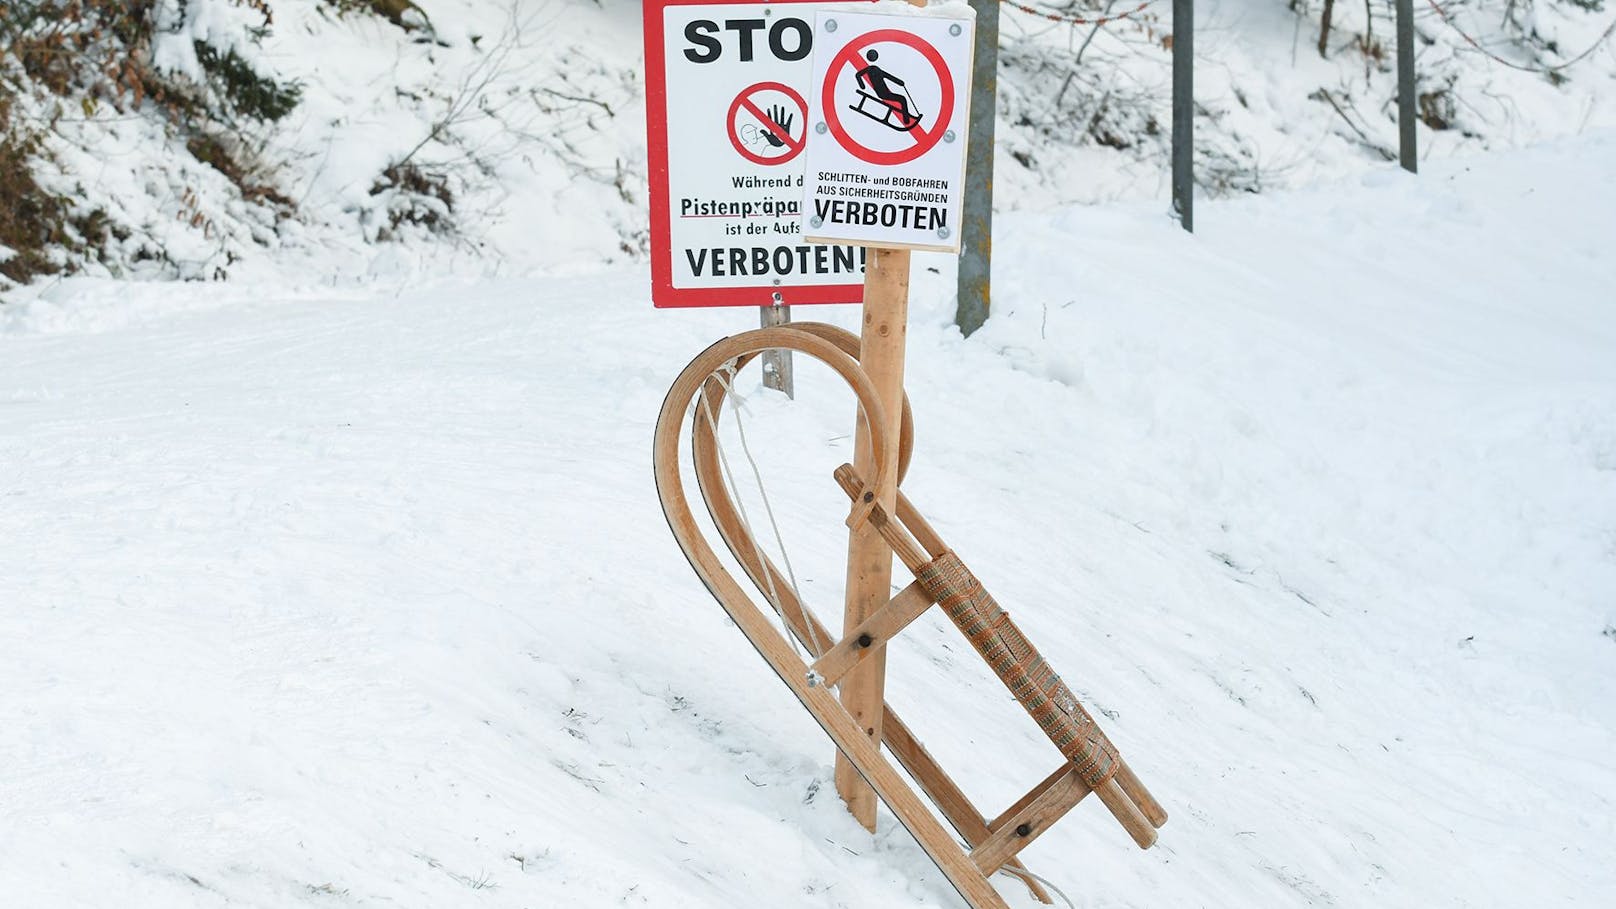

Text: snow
xmin=3 ymin=131 xmax=1614 ymax=908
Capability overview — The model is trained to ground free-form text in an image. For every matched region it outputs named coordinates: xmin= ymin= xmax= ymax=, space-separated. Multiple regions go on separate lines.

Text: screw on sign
xmin=728 ymin=81 xmax=807 ymax=166
xmin=822 ymin=28 xmax=955 ymax=167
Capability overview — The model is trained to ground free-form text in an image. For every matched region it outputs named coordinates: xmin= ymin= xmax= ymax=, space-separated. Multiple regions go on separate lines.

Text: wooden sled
xmin=653 ymin=324 xmax=1166 ymax=909
xmin=851 ymin=90 xmax=923 ymax=131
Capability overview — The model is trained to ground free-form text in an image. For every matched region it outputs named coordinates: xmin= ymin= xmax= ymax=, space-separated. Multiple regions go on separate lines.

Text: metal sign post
xmin=956 ymin=0 xmax=998 ymax=337
xmin=760 ymin=300 xmax=795 ymax=396
xmin=1172 ymin=0 xmax=1193 ymax=232
xmin=1396 ymin=0 xmax=1418 ymax=174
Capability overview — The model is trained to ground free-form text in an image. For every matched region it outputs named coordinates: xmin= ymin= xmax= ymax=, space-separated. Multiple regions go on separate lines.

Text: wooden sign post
xmin=799 ymin=0 xmax=975 ymax=831
xmin=836 ymin=246 xmax=910 ymax=828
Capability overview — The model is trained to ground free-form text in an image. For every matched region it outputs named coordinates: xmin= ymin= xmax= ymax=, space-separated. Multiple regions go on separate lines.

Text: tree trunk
xmin=1319 ymin=0 xmax=1335 ymax=58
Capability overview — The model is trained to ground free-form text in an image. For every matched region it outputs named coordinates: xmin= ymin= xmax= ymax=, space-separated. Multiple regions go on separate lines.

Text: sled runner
xmin=654 ymin=324 xmax=1166 ymax=909
xmin=850 ymin=89 xmax=923 ymax=131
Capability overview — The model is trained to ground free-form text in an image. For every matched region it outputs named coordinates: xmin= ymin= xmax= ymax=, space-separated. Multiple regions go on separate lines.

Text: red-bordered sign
xmin=822 ymin=29 xmax=954 ymax=167
xmin=728 ymin=82 xmax=807 ymax=166
xmin=644 ymin=0 xmax=872 ymax=310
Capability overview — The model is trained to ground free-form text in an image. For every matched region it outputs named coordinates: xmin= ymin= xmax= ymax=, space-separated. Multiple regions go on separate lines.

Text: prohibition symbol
xmin=822 ymin=29 xmax=954 ymax=167
xmin=728 ymin=82 xmax=807 ymax=166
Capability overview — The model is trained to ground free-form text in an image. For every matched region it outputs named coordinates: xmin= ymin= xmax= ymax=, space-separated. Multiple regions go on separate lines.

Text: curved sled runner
xmin=654 ymin=324 xmax=1166 ymax=909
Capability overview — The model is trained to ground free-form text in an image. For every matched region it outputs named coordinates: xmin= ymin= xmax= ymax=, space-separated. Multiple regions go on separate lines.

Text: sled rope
xmin=999 ymin=866 xmax=1077 ymax=909
xmin=696 ymin=364 xmax=826 ymax=661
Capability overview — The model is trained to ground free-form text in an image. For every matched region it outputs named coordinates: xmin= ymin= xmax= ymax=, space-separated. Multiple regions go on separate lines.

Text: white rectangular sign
xmin=645 ymin=1 xmax=875 ymax=308
xmin=800 ymin=6 xmax=974 ymax=253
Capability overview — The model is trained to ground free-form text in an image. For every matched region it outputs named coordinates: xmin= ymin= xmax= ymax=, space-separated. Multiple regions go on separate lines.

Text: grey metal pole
xmin=760 ymin=302 xmax=794 ymax=398
xmin=1171 ymin=0 xmax=1193 ymax=232
xmin=955 ymin=0 xmax=998 ymax=337
xmin=1396 ymin=0 xmax=1418 ymax=173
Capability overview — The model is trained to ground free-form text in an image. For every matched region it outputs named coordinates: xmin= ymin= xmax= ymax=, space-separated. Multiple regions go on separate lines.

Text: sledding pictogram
xmin=822 ymin=28 xmax=954 ymax=167
xmin=850 ymin=49 xmax=922 ymax=131
xmin=728 ymin=81 xmax=807 ymax=166
xmin=800 ymin=11 xmax=974 ymax=253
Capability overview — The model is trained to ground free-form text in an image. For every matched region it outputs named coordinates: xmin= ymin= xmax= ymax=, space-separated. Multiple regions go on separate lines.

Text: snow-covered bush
xmin=0 ymin=0 xmax=308 ymax=287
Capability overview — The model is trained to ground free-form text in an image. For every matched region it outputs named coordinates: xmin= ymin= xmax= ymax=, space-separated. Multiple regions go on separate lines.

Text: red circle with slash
xmin=822 ymin=29 xmax=954 ymax=166
xmin=728 ymin=82 xmax=807 ymax=166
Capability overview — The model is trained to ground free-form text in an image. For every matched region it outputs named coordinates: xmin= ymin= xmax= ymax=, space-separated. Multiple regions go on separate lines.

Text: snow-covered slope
xmin=3 ymin=132 xmax=1614 ymax=908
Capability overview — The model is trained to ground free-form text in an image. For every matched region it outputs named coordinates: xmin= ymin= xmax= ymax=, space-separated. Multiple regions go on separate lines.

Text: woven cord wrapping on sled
xmin=915 ymin=551 xmax=1121 ymax=789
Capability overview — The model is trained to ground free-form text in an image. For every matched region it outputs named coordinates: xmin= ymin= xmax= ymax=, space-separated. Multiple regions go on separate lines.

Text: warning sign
xmin=800 ymin=9 xmax=974 ymax=253
xmin=824 ymin=29 xmax=954 ymax=166
xmin=728 ymin=82 xmax=807 ymax=166
xmin=644 ymin=1 xmax=874 ymax=309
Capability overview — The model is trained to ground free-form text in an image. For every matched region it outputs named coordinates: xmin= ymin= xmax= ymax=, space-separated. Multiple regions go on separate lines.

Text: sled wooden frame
xmin=654 ymin=324 xmax=1165 ymax=909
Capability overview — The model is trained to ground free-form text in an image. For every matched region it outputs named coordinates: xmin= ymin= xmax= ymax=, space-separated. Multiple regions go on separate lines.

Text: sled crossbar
xmin=654 ymin=324 xmax=1166 ymax=909
xmin=809 ymin=581 xmax=935 ymax=689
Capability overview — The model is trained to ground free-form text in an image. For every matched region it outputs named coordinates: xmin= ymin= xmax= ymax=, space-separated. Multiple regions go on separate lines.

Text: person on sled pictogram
xmin=850 ymin=50 xmax=922 ymax=132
